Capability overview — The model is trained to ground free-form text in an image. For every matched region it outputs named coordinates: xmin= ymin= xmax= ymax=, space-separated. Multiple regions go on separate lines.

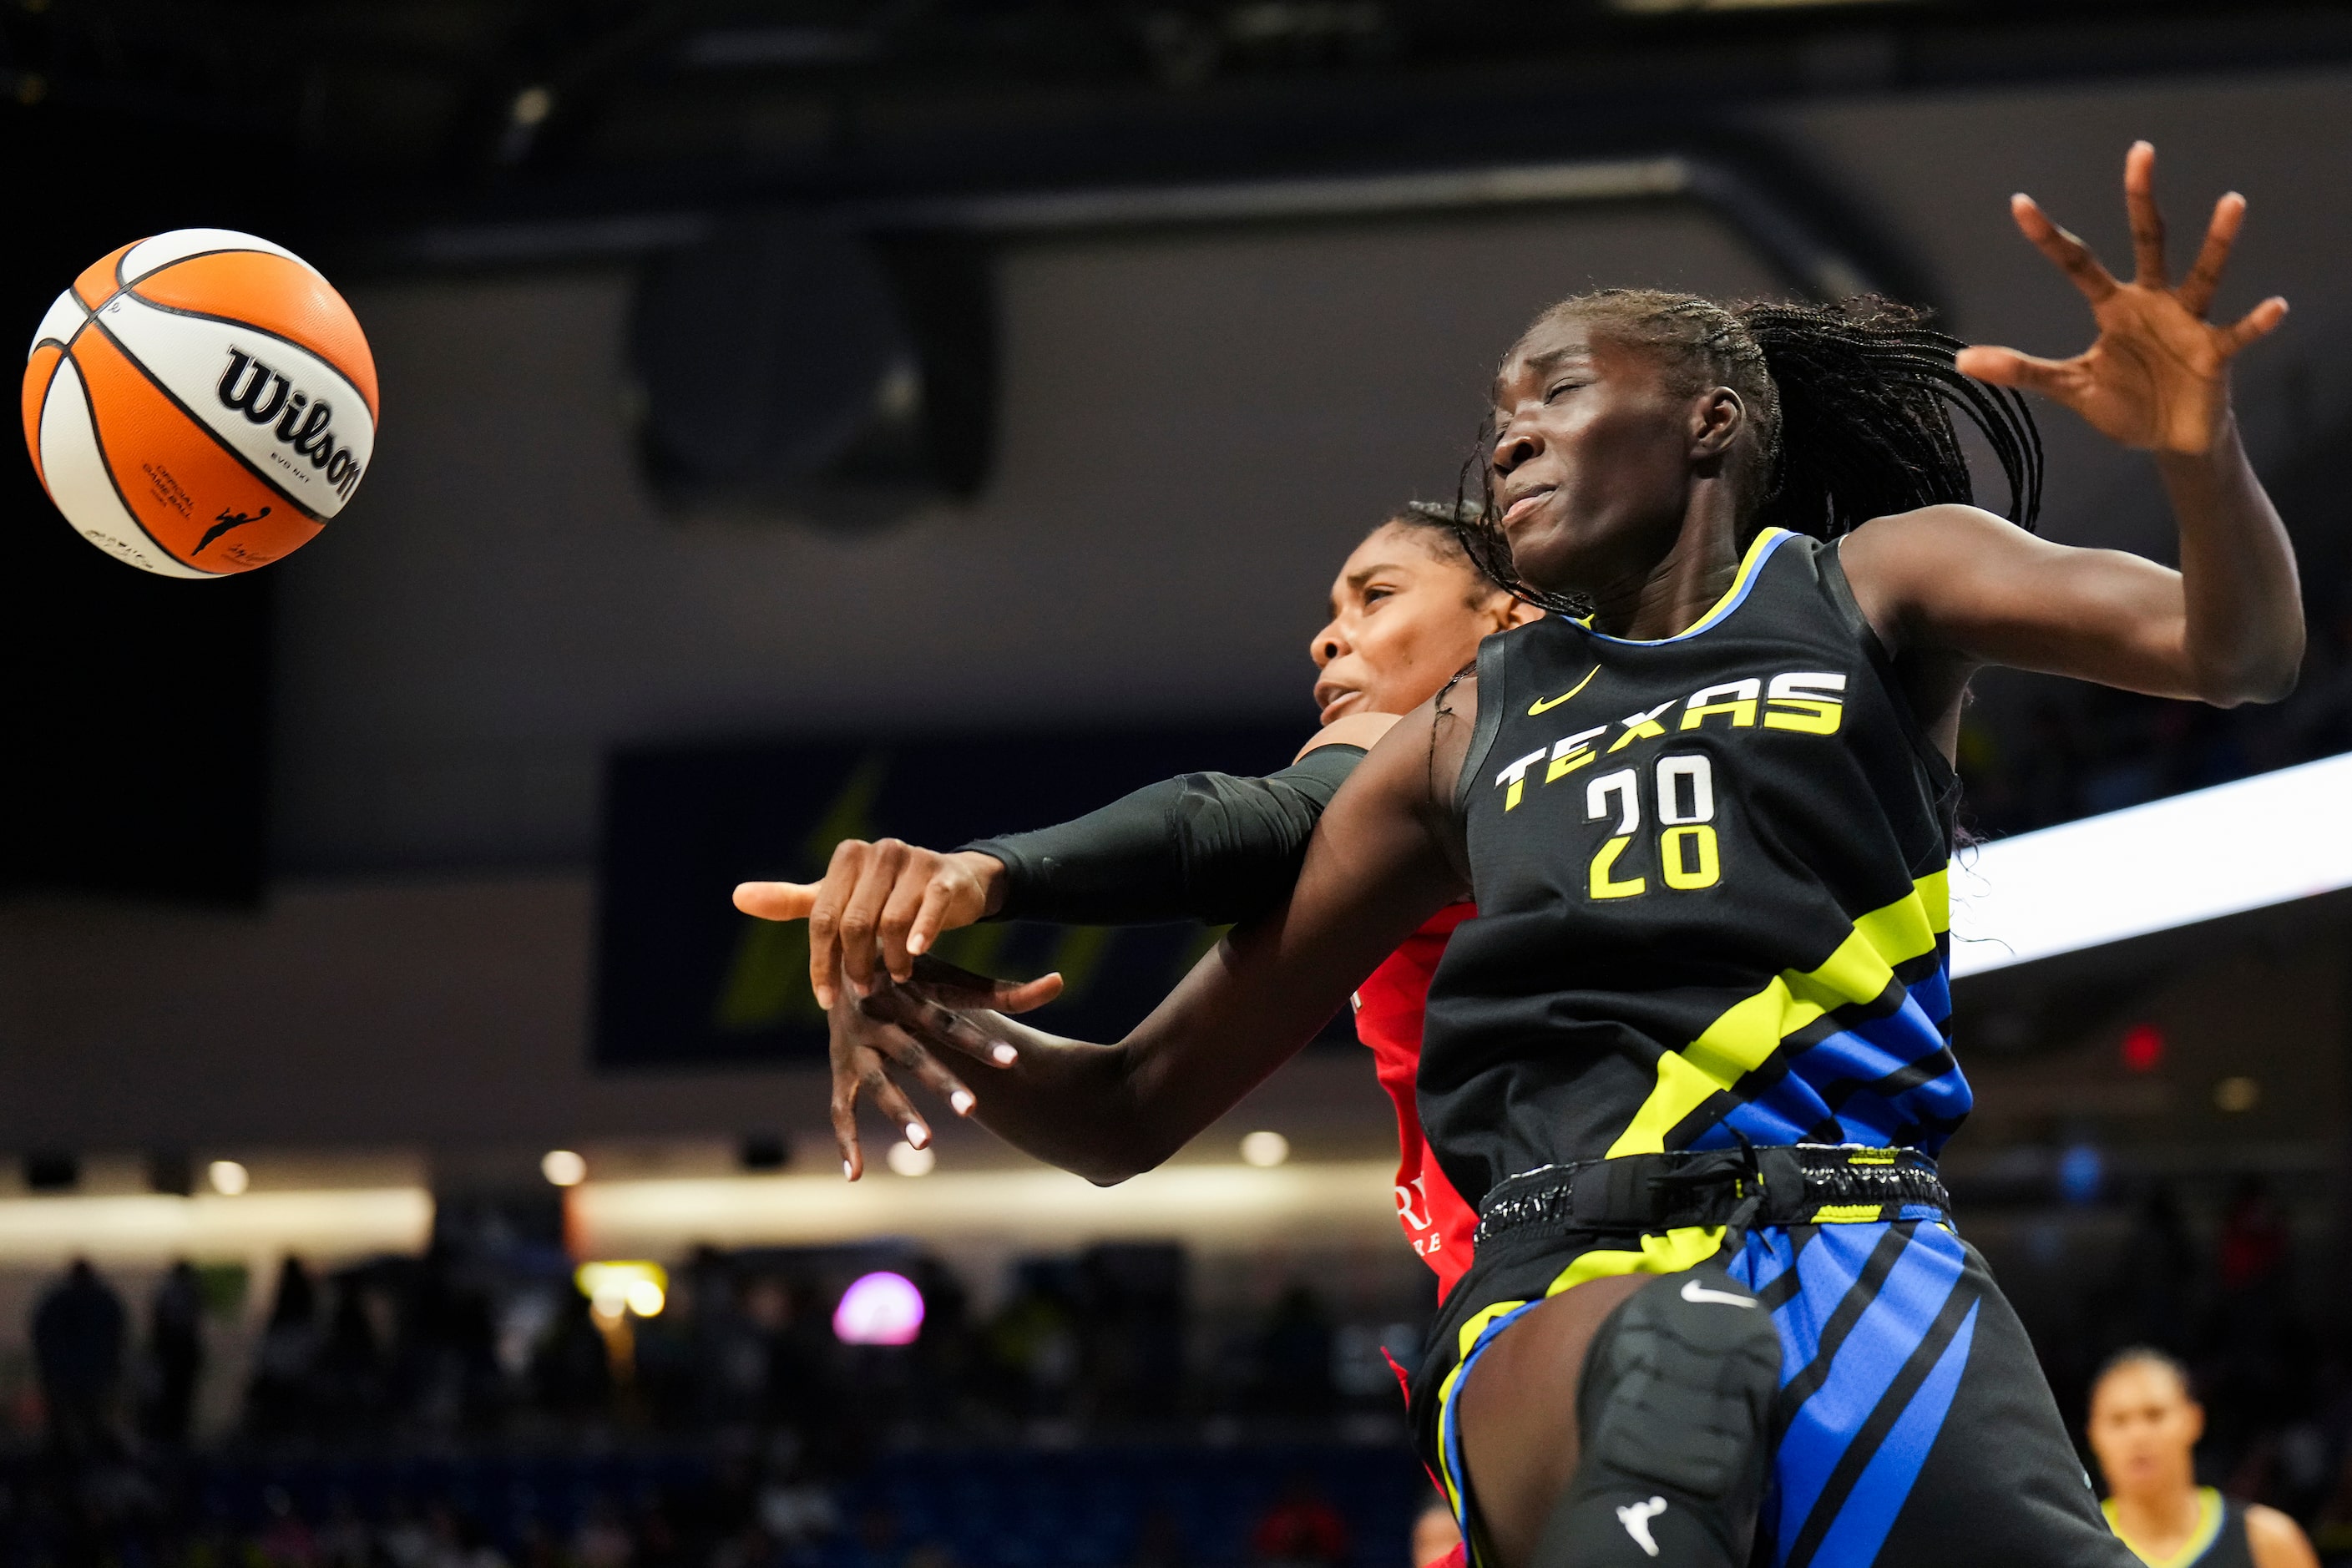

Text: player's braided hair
xmin=1452 ymin=290 xmax=2044 ymax=615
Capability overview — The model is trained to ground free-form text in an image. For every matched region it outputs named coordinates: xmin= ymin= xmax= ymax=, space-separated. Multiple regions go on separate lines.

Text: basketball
xmin=20 ymin=228 xmax=377 ymax=578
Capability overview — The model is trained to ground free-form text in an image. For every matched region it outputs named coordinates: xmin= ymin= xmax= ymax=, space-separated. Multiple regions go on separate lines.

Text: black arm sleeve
xmin=958 ymin=744 xmax=1367 ymax=926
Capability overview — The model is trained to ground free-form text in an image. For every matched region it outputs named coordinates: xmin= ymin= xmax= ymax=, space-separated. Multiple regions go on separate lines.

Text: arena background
xmin=3 ymin=5 xmax=2352 ymax=1566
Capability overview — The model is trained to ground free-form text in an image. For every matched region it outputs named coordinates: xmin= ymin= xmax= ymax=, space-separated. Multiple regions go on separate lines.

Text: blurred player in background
xmin=2090 ymin=1348 xmax=2318 ymax=1568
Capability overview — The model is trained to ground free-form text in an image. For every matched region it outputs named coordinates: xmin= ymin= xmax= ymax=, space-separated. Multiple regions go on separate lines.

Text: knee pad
xmin=1530 ymin=1266 xmax=1782 ymax=1568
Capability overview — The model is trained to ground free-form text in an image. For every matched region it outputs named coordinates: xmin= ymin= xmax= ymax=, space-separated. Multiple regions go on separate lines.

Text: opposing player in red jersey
xmin=733 ymin=504 xmax=1531 ymax=1293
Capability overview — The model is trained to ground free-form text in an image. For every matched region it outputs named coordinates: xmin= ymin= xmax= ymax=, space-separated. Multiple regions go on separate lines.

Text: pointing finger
xmin=2177 ymin=192 xmax=2247 ymax=319
xmin=2012 ymin=194 xmax=2120 ymax=306
xmin=733 ymin=881 xmax=818 ymax=921
xmin=2123 ymin=140 xmax=2167 ymax=289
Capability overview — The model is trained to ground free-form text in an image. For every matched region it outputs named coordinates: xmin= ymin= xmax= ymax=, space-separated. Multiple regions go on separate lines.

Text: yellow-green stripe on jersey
xmin=1608 ymin=869 xmax=1957 ymax=1156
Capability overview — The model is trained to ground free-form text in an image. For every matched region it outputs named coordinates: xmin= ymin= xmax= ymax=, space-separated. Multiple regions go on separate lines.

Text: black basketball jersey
xmin=2102 ymin=1490 xmax=2259 ymax=1568
xmin=1422 ymin=527 xmax=1965 ymax=1208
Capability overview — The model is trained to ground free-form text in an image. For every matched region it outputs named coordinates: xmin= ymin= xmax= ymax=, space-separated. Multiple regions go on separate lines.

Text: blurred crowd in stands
xmin=7 ymin=1169 xmax=2352 ymax=1568
xmin=0 ymin=1238 xmax=1423 ymax=1568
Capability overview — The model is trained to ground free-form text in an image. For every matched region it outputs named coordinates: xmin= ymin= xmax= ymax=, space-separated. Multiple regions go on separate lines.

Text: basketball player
xmin=2089 ymin=1348 xmax=2317 ymax=1568
xmin=737 ymin=504 xmax=1535 ymax=1295
xmin=761 ymin=144 xmax=2301 ymax=1568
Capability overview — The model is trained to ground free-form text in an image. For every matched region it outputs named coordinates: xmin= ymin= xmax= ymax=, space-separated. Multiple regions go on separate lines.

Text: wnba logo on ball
xmin=217 ymin=346 xmax=364 ymax=499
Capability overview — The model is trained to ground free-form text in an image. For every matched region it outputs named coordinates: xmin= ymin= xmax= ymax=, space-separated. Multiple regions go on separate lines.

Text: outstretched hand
xmin=827 ymin=954 xmax=1061 ymax=1180
xmin=1958 ymin=141 xmax=2287 ymax=455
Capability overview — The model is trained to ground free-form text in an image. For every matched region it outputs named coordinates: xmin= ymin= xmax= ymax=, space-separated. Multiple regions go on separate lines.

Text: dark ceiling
xmin=8 ymin=0 xmax=2352 ymax=259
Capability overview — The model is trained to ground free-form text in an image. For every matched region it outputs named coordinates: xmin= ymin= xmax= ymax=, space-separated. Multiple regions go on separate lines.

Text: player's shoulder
xmin=2242 ymin=1501 xmax=2319 ymax=1568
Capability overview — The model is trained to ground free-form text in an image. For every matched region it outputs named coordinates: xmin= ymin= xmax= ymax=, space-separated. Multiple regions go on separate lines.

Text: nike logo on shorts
xmin=1681 ymin=1279 xmax=1758 ymax=1308
xmin=1617 ymin=1496 xmax=1667 ymax=1557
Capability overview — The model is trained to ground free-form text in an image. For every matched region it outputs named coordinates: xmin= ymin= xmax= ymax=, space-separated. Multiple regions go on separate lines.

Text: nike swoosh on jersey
xmin=1680 ymin=1279 xmax=1758 ymax=1308
xmin=1528 ymin=665 xmax=1600 ymax=716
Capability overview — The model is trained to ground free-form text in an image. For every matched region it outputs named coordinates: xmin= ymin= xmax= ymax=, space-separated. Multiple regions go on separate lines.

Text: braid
xmin=1454 ymin=290 xmax=2043 ymax=615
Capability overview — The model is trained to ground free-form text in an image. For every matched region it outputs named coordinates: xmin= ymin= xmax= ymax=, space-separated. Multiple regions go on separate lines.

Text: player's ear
xmin=2185 ymin=1400 xmax=2205 ymax=1444
xmin=1691 ymin=387 xmax=1744 ymax=460
xmin=1489 ymin=592 xmax=1544 ymax=632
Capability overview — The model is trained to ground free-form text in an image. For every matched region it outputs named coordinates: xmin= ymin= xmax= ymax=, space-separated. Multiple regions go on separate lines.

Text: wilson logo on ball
xmin=20 ymin=227 xmax=378 ymax=577
xmin=217 ymin=346 xmax=365 ymax=499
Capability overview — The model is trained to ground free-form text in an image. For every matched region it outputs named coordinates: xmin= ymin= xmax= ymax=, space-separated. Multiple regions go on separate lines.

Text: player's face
xmin=1311 ymin=525 xmax=1505 ymax=726
xmin=1487 ymin=316 xmax=1714 ymax=599
xmin=2087 ymin=1363 xmax=2203 ymax=1498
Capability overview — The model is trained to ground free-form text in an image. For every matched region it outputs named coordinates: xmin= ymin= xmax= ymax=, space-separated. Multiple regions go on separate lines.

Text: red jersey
xmin=1351 ymin=903 xmax=1479 ymax=1299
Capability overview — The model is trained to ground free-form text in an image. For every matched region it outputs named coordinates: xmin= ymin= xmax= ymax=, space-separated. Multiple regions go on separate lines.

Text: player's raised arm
xmin=1843 ymin=141 xmax=2302 ymax=712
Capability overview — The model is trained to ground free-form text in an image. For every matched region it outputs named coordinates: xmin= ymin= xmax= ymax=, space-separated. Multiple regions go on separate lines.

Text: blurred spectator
xmin=1410 ymin=1497 xmax=1460 ymax=1568
xmin=531 ymin=1284 xmax=614 ymax=1423
xmin=314 ymin=1272 xmax=386 ymax=1434
xmin=1258 ymin=1288 xmax=1335 ymax=1419
xmin=249 ymin=1257 xmax=321 ymax=1438
xmin=756 ymin=1459 xmax=838 ymax=1551
xmin=1252 ymin=1474 xmax=1348 ymax=1568
xmin=33 ymin=1257 xmax=127 ymax=1456
xmin=144 ymin=1260 xmax=205 ymax=1447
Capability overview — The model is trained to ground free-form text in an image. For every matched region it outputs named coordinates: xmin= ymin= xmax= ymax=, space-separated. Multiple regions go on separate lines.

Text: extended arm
xmin=963 ymin=741 xmax=1366 ymax=924
xmin=852 ymin=691 xmax=1472 ymax=1182
xmin=736 ymin=713 xmax=1395 ymax=1006
xmin=1844 ymin=143 xmax=2300 ymax=728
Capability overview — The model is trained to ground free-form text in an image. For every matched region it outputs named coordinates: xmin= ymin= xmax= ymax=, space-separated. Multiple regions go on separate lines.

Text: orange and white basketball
xmin=21 ymin=228 xmax=377 ymax=577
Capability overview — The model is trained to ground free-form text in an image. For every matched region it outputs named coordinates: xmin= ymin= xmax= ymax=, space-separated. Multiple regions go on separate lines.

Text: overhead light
xmin=576 ymin=1260 xmax=668 ymax=1320
xmin=2213 ymin=1076 xmax=2262 ymax=1115
xmin=1240 ymin=1130 xmax=1290 ymax=1168
xmin=1952 ymin=752 xmax=2352 ymax=978
xmin=509 ymin=85 xmax=554 ymax=128
xmin=207 ymin=1160 xmax=250 ymax=1196
xmin=541 ymin=1150 xmax=587 ymax=1187
xmin=885 ymin=1141 xmax=935 ymax=1177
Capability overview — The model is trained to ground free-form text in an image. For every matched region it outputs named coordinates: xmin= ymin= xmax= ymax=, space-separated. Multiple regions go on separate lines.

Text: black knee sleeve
xmin=1530 ymin=1266 xmax=1782 ymax=1568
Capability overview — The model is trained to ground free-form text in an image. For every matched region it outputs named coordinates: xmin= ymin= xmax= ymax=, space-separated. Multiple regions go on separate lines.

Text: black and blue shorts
xmin=1409 ymin=1149 xmax=2136 ymax=1568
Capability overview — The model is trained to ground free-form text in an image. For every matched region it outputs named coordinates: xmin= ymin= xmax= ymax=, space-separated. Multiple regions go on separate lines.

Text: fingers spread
xmin=2012 ymin=194 xmax=2120 ymax=304
xmin=2177 ymin=192 xmax=2247 ymax=319
xmin=866 ymin=1009 xmax=975 ymax=1107
xmin=1955 ymin=344 xmax=2079 ymax=398
xmin=733 ymin=881 xmax=817 ymax=920
xmin=2123 ymin=139 xmax=2167 ymax=288
xmin=830 ymin=1072 xmax=866 ymax=1181
xmin=873 ymin=986 xmax=1020 ymax=1070
xmin=2221 ymin=296 xmax=2289 ymax=356
xmin=863 ymin=1060 xmax=929 ymax=1153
